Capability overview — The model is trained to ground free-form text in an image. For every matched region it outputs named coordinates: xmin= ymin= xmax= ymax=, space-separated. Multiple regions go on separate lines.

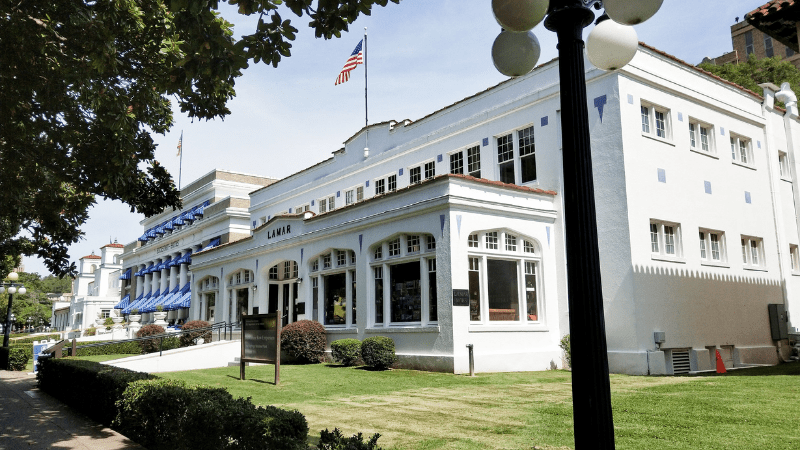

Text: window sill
xmin=642 ymin=133 xmax=675 ymax=146
xmin=742 ymin=265 xmax=768 ymax=272
xmin=365 ymin=325 xmax=440 ymax=333
xmin=468 ymin=324 xmax=548 ymax=332
xmin=792 ymin=271 xmax=800 ymax=276
xmin=651 ymin=254 xmax=686 ymax=264
xmin=690 ymin=148 xmax=718 ymax=159
xmin=732 ymin=160 xmax=756 ymax=171
xmin=700 ymin=260 xmax=730 ymax=268
xmin=781 ymin=176 xmax=792 ymax=183
xmin=325 ymin=327 xmax=359 ymax=334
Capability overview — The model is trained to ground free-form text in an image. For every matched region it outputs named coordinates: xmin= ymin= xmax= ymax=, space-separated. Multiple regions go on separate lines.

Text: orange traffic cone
xmin=715 ymin=349 xmax=727 ymax=374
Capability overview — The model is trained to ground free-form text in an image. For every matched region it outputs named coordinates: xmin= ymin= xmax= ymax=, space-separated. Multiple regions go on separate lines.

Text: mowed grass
xmin=159 ymin=363 xmax=800 ymax=450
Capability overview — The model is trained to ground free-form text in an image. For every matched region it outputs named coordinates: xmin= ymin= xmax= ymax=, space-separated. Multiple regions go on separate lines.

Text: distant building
xmin=58 ymin=243 xmax=124 ymax=334
xmin=703 ymin=5 xmax=800 ymax=68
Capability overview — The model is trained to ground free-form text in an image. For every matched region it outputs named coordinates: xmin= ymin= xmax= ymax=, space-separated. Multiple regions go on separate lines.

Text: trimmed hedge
xmin=331 ymin=339 xmax=362 ymax=366
xmin=116 ymin=378 xmax=309 ymax=450
xmin=6 ymin=347 xmax=29 ymax=371
xmin=281 ymin=320 xmax=326 ymax=363
xmin=11 ymin=333 xmax=61 ymax=344
xmin=74 ymin=341 xmax=141 ymax=357
xmin=37 ymin=358 xmax=154 ymax=426
xmin=318 ymin=428 xmax=383 ymax=450
xmin=180 ymin=320 xmax=212 ymax=347
xmin=361 ymin=336 xmax=397 ymax=370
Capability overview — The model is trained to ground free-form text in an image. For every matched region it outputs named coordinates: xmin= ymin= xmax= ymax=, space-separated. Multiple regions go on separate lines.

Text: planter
xmin=153 ymin=311 xmax=168 ymax=326
xmin=129 ymin=314 xmax=142 ymax=323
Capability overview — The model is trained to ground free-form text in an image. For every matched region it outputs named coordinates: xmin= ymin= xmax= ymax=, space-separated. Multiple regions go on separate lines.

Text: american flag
xmin=176 ymin=132 xmax=182 ymax=156
xmin=335 ymin=40 xmax=364 ymax=85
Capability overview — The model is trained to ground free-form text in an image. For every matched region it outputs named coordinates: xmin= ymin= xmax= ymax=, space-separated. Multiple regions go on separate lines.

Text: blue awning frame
xmin=119 ymin=268 xmax=132 ymax=280
xmin=139 ymin=200 xmax=212 ymax=243
xmin=114 ymin=294 xmax=131 ymax=310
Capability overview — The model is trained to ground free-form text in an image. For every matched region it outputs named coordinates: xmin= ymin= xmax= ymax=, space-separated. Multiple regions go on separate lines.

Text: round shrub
xmin=7 ymin=347 xmax=29 ymax=371
xmin=180 ymin=320 xmax=212 ymax=347
xmin=361 ymin=336 xmax=397 ymax=369
xmin=136 ymin=324 xmax=166 ymax=353
xmin=280 ymin=320 xmax=326 ymax=363
xmin=331 ymin=339 xmax=362 ymax=366
xmin=559 ymin=334 xmax=571 ymax=369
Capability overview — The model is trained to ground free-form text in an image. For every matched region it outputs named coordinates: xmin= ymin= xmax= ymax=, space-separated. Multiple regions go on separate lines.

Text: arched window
xmin=466 ymin=229 xmax=542 ymax=324
xmin=308 ymin=250 xmax=356 ymax=327
xmin=370 ymin=234 xmax=437 ymax=326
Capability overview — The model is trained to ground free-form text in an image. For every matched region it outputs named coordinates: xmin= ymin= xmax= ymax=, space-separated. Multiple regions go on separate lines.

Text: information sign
xmin=240 ymin=313 xmax=281 ymax=384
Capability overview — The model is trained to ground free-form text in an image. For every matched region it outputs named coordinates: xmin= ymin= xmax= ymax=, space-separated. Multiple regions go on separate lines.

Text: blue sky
xmin=24 ymin=0 xmax=768 ymax=276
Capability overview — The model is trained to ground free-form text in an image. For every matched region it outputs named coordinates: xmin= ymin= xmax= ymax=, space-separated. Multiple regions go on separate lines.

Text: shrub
xmin=116 ymin=378 xmax=308 ymax=450
xmin=85 ymin=327 xmax=97 ymax=336
xmin=6 ymin=347 xmax=29 ymax=371
xmin=360 ymin=336 xmax=397 ymax=370
xmin=331 ymin=339 xmax=362 ymax=366
xmin=180 ymin=320 xmax=212 ymax=347
xmin=318 ymin=428 xmax=383 ymax=450
xmin=136 ymin=324 xmax=165 ymax=353
xmin=559 ymin=334 xmax=571 ymax=369
xmin=104 ymin=317 xmax=114 ymax=327
xmin=37 ymin=358 xmax=154 ymax=426
xmin=281 ymin=320 xmax=326 ymax=363
xmin=74 ymin=340 xmax=142 ymax=357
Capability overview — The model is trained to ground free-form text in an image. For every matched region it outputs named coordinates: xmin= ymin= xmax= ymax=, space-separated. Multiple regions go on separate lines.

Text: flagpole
xmin=364 ymin=27 xmax=369 ymax=157
xmin=178 ymin=130 xmax=183 ymax=191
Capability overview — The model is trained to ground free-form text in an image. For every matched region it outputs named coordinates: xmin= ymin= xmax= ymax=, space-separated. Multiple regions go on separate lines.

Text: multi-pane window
xmin=407 ymin=235 xmax=420 ymax=253
xmin=374 ymin=267 xmax=383 ymax=324
xmin=284 ymin=261 xmax=291 ymax=278
xmin=468 ymin=234 xmax=479 ymax=248
xmin=764 ymin=35 xmax=774 ymax=57
xmin=787 ymin=47 xmax=795 ymax=57
xmin=337 ymin=250 xmax=347 ymax=267
xmin=689 ymin=120 xmax=712 ymax=153
xmin=730 ymin=134 xmax=753 ymax=165
xmin=641 ymin=103 xmax=671 ymax=140
xmin=467 ymin=230 xmax=541 ymax=323
xmin=450 ymin=152 xmax=464 ymax=174
xmin=505 ymin=234 xmax=517 ymax=251
xmin=699 ymin=230 xmax=725 ymax=263
xmin=745 ymin=30 xmax=754 ymax=55
xmin=319 ymin=198 xmax=327 ymax=214
xmin=375 ymin=178 xmax=386 ymax=195
xmin=388 ymin=238 xmax=401 ymax=257
xmin=485 ymin=231 xmax=499 ymax=250
xmin=467 ymin=145 xmax=481 ymax=178
xmin=388 ymin=174 xmax=397 ymax=192
xmin=328 ymin=195 xmax=336 ymax=210
xmin=428 ymin=258 xmax=438 ymax=322
xmin=323 ymin=253 xmax=332 ymax=269
xmin=312 ymin=259 xmax=319 ymax=272
xmin=497 ymin=133 xmax=515 ymax=184
xmin=424 ymin=161 xmax=435 ymax=180
xmin=269 ymin=265 xmax=278 ymax=280
xmin=427 ymin=236 xmax=436 ymax=251
xmin=350 ymin=251 xmax=356 ymax=265
xmin=410 ymin=166 xmax=421 ymax=184
xmin=524 ymin=240 xmax=536 ymax=253
xmin=345 ymin=189 xmax=354 ymax=205
xmin=741 ymin=236 xmax=765 ymax=268
xmin=374 ymin=246 xmax=383 ymax=260
xmin=518 ymin=126 xmax=537 ymax=183
xmin=650 ymin=220 xmax=681 ymax=259
xmin=790 ymin=245 xmax=800 ymax=272
xmin=357 ymin=186 xmax=364 ymax=202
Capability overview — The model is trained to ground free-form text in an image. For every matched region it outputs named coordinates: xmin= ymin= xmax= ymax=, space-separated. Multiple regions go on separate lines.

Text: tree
xmin=698 ymin=56 xmax=800 ymax=107
xmin=1 ymin=0 xmax=399 ymax=277
xmin=1 ymin=272 xmax=66 ymax=328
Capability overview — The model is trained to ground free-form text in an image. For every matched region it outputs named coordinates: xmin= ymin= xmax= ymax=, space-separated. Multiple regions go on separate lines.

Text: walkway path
xmin=0 ymin=370 xmax=144 ymax=450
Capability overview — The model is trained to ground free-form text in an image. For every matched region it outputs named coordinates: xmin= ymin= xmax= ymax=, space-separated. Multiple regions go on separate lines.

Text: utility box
xmin=768 ymin=304 xmax=788 ymax=340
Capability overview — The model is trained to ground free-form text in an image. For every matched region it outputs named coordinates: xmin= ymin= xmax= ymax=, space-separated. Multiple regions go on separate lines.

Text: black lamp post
xmin=2 ymin=272 xmax=27 ymax=348
xmin=490 ymin=1 xmax=663 ymax=448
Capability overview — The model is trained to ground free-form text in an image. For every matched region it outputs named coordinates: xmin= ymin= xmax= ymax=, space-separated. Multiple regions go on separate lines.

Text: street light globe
xmin=7 ymin=287 xmax=16 ymax=294
xmin=7 ymin=272 xmax=18 ymax=281
xmin=492 ymin=30 xmax=541 ymax=77
xmin=18 ymin=287 xmax=26 ymax=295
xmin=492 ymin=0 xmax=549 ymax=32
xmin=602 ymin=0 xmax=663 ymax=25
xmin=587 ymin=19 xmax=638 ymax=71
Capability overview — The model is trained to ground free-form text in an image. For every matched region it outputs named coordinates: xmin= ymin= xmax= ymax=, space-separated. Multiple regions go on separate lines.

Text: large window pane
xmin=487 ymin=259 xmax=519 ymax=321
xmin=469 ymin=258 xmax=481 ymax=321
xmin=390 ymin=261 xmax=421 ymax=322
xmin=374 ymin=267 xmax=383 ymax=324
xmin=428 ymin=258 xmax=437 ymax=322
xmin=525 ymin=262 xmax=537 ymax=321
xmin=324 ymin=273 xmax=347 ymax=325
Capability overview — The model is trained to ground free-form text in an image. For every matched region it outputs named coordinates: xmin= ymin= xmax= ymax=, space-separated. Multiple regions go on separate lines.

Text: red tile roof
xmin=748 ymin=0 xmax=795 ymax=20
xmin=102 ymin=243 xmax=124 ymax=248
xmin=81 ymin=254 xmax=101 ymax=259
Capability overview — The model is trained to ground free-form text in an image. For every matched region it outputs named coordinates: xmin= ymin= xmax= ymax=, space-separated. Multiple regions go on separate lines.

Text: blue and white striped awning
xmin=114 ymin=294 xmax=131 ymax=310
xmin=123 ymin=292 xmax=146 ymax=314
xmin=175 ymin=250 xmax=192 ymax=265
xmin=156 ymin=257 xmax=172 ymax=271
xmin=119 ymin=268 xmax=132 ymax=280
xmin=200 ymin=237 xmax=221 ymax=253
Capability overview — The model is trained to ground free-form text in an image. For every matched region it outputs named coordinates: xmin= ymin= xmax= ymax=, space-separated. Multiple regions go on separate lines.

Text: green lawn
xmin=159 ymin=363 xmax=800 ymax=450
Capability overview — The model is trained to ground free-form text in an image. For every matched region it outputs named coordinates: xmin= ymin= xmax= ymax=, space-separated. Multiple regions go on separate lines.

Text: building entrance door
xmin=206 ymin=293 xmax=216 ymax=323
xmin=235 ymin=288 xmax=248 ymax=324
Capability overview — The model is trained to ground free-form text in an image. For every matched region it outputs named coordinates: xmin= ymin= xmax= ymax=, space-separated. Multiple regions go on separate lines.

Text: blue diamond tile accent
xmin=541 ymin=116 xmax=549 ymax=126
xmin=627 ymin=94 xmax=634 ymax=104
xmin=704 ymin=181 xmax=712 ymax=194
xmin=437 ymin=154 xmax=443 ymax=163
xmin=365 ymin=180 xmax=369 ymax=187
xmin=745 ymin=191 xmax=751 ymax=204
xmin=678 ymin=112 xmax=683 ymax=122
xmin=657 ymin=168 xmax=666 ymax=183
xmin=482 ymin=138 xmax=489 ymax=147
xmin=720 ymin=127 xmax=725 ymax=135
xmin=399 ymin=168 xmax=404 ymax=176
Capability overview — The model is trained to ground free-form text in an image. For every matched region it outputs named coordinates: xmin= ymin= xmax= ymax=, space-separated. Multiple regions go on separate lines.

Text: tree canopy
xmin=698 ymin=56 xmax=800 ymax=107
xmin=1 ymin=0 xmax=398 ymax=277
xmin=1 ymin=272 xmax=72 ymax=329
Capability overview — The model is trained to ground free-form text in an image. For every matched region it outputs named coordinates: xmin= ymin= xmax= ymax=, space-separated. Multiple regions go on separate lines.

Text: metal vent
xmin=672 ymin=350 xmax=691 ymax=374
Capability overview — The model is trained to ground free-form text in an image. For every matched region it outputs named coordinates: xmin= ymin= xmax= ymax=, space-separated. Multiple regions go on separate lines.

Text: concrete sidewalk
xmin=0 ymin=370 xmax=144 ymax=450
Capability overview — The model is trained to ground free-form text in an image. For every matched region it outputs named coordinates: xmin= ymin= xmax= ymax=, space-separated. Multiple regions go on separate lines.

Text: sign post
xmin=240 ymin=313 xmax=281 ymax=384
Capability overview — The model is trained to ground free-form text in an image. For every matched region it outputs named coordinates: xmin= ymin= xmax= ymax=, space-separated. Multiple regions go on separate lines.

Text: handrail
xmin=43 ymin=321 xmax=241 ymax=358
